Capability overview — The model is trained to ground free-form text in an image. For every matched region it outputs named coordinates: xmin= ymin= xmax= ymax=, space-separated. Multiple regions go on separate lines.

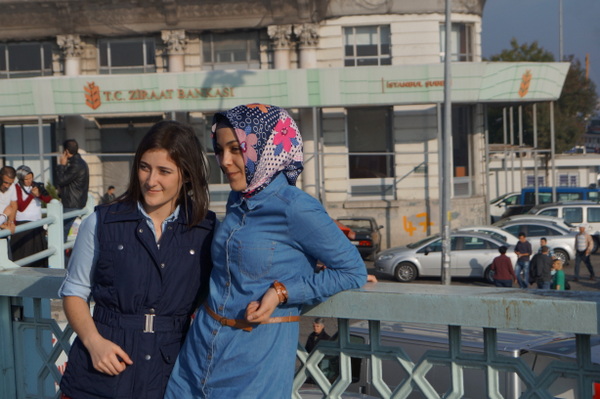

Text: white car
xmin=489 ymin=192 xmax=520 ymax=222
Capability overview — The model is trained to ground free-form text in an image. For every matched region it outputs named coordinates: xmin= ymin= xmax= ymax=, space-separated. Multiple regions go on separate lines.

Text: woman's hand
xmin=366 ymin=274 xmax=378 ymax=283
xmin=245 ymin=288 xmax=279 ymax=323
xmin=84 ymin=335 xmax=133 ymax=376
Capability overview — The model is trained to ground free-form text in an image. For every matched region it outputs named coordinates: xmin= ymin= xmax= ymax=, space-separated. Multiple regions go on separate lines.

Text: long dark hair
xmin=120 ymin=120 xmax=210 ymax=226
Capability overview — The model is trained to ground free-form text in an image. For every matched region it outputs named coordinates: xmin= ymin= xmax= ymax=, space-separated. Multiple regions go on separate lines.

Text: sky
xmin=482 ymin=0 xmax=600 ymax=100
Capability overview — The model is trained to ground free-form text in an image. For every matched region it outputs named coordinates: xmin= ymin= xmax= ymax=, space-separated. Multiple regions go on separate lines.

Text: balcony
xmin=0 ymin=200 xmax=599 ymax=398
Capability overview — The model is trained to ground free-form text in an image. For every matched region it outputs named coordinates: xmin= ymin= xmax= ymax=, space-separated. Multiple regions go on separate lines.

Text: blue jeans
xmin=515 ymin=259 xmax=530 ymax=288
xmin=494 ymin=279 xmax=513 ymax=288
xmin=537 ymin=281 xmax=551 ymax=289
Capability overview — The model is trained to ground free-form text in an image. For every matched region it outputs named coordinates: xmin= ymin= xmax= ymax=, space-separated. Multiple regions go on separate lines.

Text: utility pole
xmin=441 ymin=0 xmax=452 ymax=285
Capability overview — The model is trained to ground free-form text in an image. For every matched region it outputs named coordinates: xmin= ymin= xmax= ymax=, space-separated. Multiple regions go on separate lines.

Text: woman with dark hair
xmin=58 ymin=120 xmax=216 ymax=399
xmin=165 ymin=104 xmax=367 ymax=398
xmin=11 ymin=165 xmax=52 ymax=267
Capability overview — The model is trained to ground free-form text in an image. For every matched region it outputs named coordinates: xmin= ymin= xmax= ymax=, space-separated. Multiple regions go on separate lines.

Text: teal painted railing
xmin=0 ymin=200 xmax=599 ymax=398
xmin=1 ymin=269 xmax=599 ymax=398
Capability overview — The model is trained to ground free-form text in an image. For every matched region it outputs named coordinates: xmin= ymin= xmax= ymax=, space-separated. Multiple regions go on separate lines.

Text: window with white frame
xmin=439 ymin=23 xmax=473 ymax=62
xmin=344 ymin=25 xmax=391 ymax=67
xmin=0 ymin=42 xmax=53 ymax=78
xmin=99 ymin=38 xmax=156 ymax=74
xmin=526 ymin=175 xmax=545 ymax=187
xmin=558 ymin=174 xmax=578 ymax=187
xmin=202 ymin=31 xmax=260 ymax=70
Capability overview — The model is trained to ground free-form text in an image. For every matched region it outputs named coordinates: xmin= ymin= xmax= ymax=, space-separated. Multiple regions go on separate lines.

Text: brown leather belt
xmin=204 ymin=303 xmax=300 ymax=332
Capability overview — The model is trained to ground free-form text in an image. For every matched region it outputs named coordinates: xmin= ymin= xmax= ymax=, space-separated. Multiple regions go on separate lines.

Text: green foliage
xmin=45 ymin=182 xmax=60 ymax=201
xmin=486 ymin=39 xmax=598 ymax=153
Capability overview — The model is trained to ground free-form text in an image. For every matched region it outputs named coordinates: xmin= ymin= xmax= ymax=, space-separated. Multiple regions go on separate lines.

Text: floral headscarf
xmin=212 ymin=104 xmax=304 ymax=197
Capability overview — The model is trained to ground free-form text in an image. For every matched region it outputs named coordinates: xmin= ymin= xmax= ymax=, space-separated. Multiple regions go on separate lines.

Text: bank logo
xmin=518 ymin=70 xmax=532 ymax=98
xmin=84 ymin=82 xmax=102 ymax=110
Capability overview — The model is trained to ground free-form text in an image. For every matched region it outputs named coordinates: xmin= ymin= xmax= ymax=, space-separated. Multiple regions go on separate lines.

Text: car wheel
xmin=592 ymin=237 xmax=599 ymax=254
xmin=484 ymin=266 xmax=495 ymax=284
xmin=394 ymin=262 xmax=417 ymax=282
xmin=554 ymin=249 xmax=569 ymax=265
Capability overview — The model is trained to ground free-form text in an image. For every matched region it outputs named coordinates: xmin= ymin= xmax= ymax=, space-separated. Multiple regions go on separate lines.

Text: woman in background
xmin=11 ymin=165 xmax=52 ymax=267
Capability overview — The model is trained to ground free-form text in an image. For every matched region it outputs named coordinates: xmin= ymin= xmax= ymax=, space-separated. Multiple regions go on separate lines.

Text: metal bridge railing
xmin=1 ymin=268 xmax=599 ymax=399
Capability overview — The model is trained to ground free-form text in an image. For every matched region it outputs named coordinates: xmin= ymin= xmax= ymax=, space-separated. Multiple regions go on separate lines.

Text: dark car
xmin=336 ymin=217 xmax=383 ymax=260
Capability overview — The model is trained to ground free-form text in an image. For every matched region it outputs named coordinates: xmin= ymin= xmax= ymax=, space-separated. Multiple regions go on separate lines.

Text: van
xmin=528 ymin=200 xmax=600 ymax=252
xmin=520 ymin=186 xmax=600 ymax=205
xmin=346 ymin=321 xmax=599 ymax=399
xmin=500 ymin=186 xmax=600 ymax=219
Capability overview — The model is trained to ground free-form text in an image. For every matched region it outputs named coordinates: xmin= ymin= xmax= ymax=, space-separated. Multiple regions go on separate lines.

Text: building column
xmin=267 ymin=25 xmax=293 ymax=69
xmin=56 ymin=34 xmax=83 ymax=76
xmin=295 ymin=23 xmax=319 ymax=69
xmin=161 ymin=29 xmax=187 ymax=72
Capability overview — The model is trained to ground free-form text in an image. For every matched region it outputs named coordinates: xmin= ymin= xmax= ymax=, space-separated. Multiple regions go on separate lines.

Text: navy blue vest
xmin=60 ymin=201 xmax=215 ymax=399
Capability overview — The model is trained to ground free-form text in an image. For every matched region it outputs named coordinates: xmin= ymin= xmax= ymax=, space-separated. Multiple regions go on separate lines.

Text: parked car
xmin=492 ymin=216 xmax=577 ymax=264
xmin=489 ymin=192 xmax=520 ymax=222
xmin=527 ymin=200 xmax=600 ymax=252
xmin=456 ymin=225 xmax=519 ymax=246
xmin=374 ymin=232 xmax=517 ymax=283
xmin=336 ymin=217 xmax=382 ymax=260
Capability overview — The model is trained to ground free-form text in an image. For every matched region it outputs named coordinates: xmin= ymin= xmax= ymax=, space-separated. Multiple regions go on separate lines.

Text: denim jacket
xmin=166 ymin=173 xmax=367 ymax=398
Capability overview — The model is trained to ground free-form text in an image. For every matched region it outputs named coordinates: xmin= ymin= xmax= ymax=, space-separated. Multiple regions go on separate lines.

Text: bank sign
xmin=0 ymin=62 xmax=569 ymax=117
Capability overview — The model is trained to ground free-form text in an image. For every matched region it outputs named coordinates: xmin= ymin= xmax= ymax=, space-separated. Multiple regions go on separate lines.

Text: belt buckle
xmin=219 ymin=317 xmax=228 ymax=326
xmin=143 ymin=314 xmax=155 ymax=333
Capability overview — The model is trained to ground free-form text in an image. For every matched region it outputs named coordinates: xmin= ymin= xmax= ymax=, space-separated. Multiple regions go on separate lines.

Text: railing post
xmin=0 ymin=239 xmax=19 ymax=271
xmin=47 ymin=199 xmax=65 ymax=269
xmin=0 ymin=296 xmax=17 ymax=398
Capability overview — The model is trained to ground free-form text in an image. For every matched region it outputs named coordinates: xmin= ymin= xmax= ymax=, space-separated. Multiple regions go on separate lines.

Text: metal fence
xmin=0 ymin=199 xmax=599 ymax=398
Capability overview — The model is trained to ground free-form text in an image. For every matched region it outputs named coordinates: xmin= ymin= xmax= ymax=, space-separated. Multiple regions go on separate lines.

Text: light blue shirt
xmin=166 ymin=173 xmax=367 ymax=398
xmin=59 ymin=202 xmax=180 ymax=300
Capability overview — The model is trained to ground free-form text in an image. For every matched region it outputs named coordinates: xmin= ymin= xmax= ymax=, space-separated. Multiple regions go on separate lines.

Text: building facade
xmin=0 ymin=0 xmax=568 ymax=248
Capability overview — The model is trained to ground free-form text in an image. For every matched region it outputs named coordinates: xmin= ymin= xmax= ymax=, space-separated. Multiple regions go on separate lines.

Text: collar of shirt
xmin=136 ymin=201 xmax=180 ymax=241
xmin=229 ymin=173 xmax=288 ymax=211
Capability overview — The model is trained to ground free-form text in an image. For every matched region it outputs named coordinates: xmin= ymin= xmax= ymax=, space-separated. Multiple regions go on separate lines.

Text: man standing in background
xmin=55 ymin=139 xmax=89 ymax=240
xmin=0 ymin=166 xmax=17 ymax=233
xmin=514 ymin=232 xmax=532 ymax=289
xmin=573 ymin=224 xmax=595 ymax=282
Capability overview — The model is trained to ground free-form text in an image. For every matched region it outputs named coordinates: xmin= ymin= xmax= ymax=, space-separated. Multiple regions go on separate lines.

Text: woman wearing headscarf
xmin=11 ymin=165 xmax=52 ymax=267
xmin=165 ymin=104 xmax=367 ymax=398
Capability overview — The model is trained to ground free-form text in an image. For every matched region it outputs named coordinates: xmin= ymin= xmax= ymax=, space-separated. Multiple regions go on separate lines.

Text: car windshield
xmin=337 ymin=219 xmax=372 ymax=230
xmin=406 ymin=235 xmax=439 ymax=249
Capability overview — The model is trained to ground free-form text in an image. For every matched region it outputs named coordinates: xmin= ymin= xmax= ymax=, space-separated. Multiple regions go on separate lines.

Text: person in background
xmin=165 ymin=104 xmax=367 ymax=398
xmin=55 ymin=139 xmax=89 ymax=239
xmin=10 ymin=165 xmax=52 ymax=267
xmin=58 ymin=121 xmax=215 ymax=399
xmin=514 ymin=232 xmax=532 ymax=288
xmin=490 ymin=245 xmax=516 ymax=287
xmin=305 ymin=317 xmax=331 ymax=353
xmin=100 ymin=185 xmax=116 ymax=205
xmin=573 ymin=224 xmax=595 ymax=282
xmin=537 ymin=237 xmax=555 ymax=258
xmin=529 ymin=245 xmax=553 ymax=289
xmin=0 ymin=166 xmax=17 ymax=233
xmin=552 ymin=259 xmax=566 ymax=290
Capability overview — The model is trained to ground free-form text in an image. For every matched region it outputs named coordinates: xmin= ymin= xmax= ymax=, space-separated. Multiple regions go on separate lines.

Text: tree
xmin=486 ymin=39 xmax=598 ymax=153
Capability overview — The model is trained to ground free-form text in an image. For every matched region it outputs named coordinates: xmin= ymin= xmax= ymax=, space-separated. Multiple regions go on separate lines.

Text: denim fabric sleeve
xmin=58 ymin=212 xmax=99 ymax=300
xmin=282 ymin=193 xmax=367 ymax=305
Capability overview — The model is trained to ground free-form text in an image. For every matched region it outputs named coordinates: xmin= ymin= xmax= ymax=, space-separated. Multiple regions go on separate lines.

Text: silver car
xmin=492 ymin=218 xmax=577 ymax=264
xmin=374 ymin=232 xmax=517 ymax=283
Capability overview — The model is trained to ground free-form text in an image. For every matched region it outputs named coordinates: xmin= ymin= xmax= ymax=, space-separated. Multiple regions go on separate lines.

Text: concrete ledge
xmin=0 ymin=267 xmax=65 ymax=299
xmin=302 ymin=282 xmax=600 ymax=335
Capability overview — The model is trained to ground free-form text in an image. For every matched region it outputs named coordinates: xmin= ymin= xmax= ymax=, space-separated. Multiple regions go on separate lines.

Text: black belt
xmin=93 ymin=306 xmax=190 ymax=334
